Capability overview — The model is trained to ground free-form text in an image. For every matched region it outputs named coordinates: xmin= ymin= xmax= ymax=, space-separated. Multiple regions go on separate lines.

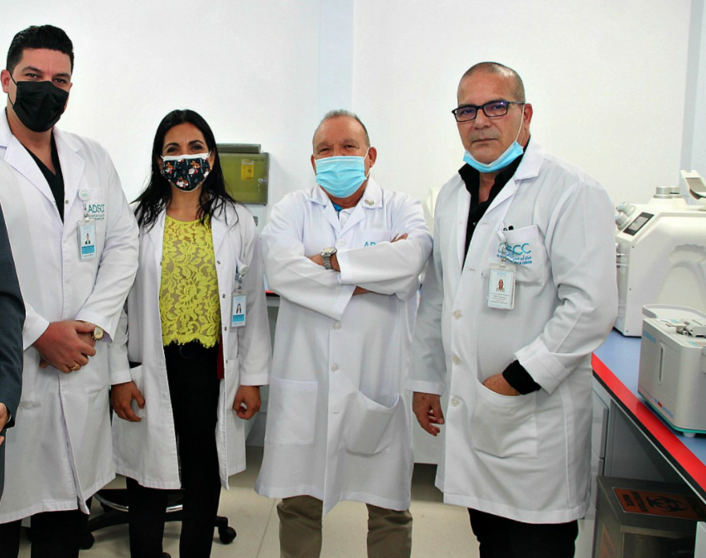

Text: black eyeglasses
xmin=451 ymin=100 xmax=524 ymax=122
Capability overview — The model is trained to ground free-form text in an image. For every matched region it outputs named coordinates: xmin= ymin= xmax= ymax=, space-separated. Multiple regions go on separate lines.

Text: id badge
xmin=487 ymin=263 xmax=516 ymax=310
xmin=231 ymin=293 xmax=247 ymax=327
xmin=78 ymin=220 xmax=97 ymax=260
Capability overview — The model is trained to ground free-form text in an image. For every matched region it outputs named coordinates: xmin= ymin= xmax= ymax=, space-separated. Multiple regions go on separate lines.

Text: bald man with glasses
xmin=411 ymin=62 xmax=618 ymax=558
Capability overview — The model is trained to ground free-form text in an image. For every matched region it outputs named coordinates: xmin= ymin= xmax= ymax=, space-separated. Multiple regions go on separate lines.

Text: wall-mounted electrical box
xmin=218 ymin=143 xmax=269 ymax=205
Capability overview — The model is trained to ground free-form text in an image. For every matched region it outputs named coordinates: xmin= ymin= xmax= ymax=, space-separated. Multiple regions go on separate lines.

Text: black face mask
xmin=10 ymin=77 xmax=69 ymax=132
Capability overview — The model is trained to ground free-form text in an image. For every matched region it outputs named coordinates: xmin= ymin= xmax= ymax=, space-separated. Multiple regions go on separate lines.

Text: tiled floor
xmin=18 ymin=446 xmax=595 ymax=557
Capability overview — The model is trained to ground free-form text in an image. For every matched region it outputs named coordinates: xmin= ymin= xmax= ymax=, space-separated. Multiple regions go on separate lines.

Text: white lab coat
xmin=0 ymin=114 xmax=139 ymax=521
xmin=410 ymin=140 xmax=617 ymax=524
xmin=110 ymin=203 xmax=270 ymax=489
xmin=255 ymin=179 xmax=432 ymax=513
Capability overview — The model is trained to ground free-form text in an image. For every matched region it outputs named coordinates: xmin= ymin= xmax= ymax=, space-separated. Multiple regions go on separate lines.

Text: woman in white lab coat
xmin=110 ymin=109 xmax=270 ymax=558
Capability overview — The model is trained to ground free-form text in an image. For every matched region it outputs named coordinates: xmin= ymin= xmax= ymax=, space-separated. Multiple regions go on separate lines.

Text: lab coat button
xmin=453 ymin=310 xmax=462 ymax=319
xmin=452 ymin=398 xmax=460 ymax=407
xmin=217 ymin=260 xmax=221 ymax=265
xmin=223 ymin=326 xmax=228 ymax=332
xmin=333 ymin=323 xmax=341 ymax=330
xmin=337 ymin=240 xmax=345 ymax=247
xmin=452 ymin=355 xmax=461 ymax=365
xmin=331 ymin=364 xmax=339 ymax=372
xmin=65 ymin=200 xmax=69 ymax=204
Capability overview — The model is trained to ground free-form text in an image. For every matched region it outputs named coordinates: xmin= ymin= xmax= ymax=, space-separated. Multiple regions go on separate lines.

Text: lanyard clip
xmin=235 ymin=264 xmax=249 ymax=290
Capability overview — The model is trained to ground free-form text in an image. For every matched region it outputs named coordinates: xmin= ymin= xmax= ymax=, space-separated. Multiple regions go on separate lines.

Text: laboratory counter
xmin=592 ymin=329 xmax=706 ymax=503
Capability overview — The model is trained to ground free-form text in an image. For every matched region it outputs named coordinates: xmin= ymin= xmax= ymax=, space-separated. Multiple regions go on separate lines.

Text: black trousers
xmin=0 ymin=507 xmax=90 ymax=558
xmin=469 ymin=508 xmax=579 ymax=558
xmin=127 ymin=342 xmax=222 ymax=558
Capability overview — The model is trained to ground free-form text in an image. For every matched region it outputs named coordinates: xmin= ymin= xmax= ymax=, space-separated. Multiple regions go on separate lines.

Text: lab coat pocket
xmin=130 ymin=365 xmax=146 ymax=420
xmin=472 ymin=380 xmax=538 ymax=458
xmin=265 ymin=377 xmax=318 ymax=445
xmin=344 ymin=392 xmax=400 ymax=455
xmin=85 ymin=188 xmax=107 ymax=222
xmin=501 ymin=225 xmax=547 ymax=285
xmin=19 ymin=351 xmax=41 ymax=408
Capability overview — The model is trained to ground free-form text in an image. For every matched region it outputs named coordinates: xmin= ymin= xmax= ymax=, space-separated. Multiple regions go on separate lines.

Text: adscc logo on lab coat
xmin=496 ymin=241 xmax=533 ymax=265
xmin=86 ymin=203 xmax=106 ymax=220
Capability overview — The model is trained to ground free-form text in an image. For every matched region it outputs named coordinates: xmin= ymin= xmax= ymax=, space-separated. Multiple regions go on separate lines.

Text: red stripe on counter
xmin=592 ymin=353 xmax=706 ymax=489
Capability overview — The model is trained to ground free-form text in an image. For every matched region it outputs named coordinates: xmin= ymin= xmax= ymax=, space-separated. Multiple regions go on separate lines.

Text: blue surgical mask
xmin=463 ymin=110 xmax=525 ymax=174
xmin=315 ymin=151 xmax=370 ymax=198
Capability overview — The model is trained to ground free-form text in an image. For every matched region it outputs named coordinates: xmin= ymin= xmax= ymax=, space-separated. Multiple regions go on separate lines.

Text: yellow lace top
xmin=160 ymin=215 xmax=220 ymax=348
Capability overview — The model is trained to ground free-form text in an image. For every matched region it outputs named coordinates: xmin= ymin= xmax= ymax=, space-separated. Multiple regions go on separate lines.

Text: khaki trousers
xmin=277 ymin=495 xmax=412 ymax=558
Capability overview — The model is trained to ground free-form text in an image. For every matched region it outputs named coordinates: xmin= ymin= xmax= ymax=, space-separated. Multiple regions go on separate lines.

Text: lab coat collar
xmin=53 ymin=127 xmax=85 ymax=210
xmin=211 ymin=210 xmax=227 ymax=255
xmin=457 ymin=139 xmax=546 ymax=269
xmin=483 ymin=139 xmax=545 ymax=216
xmin=0 ymin=111 xmax=53 ymax=205
xmin=147 ymin=210 xmax=167 ymax=273
xmin=307 ymin=178 xmax=383 ymax=233
xmin=341 ymin=179 xmax=382 ymax=233
xmin=513 ymin=139 xmax=545 ymax=182
xmin=307 ymin=184 xmax=342 ymax=231
xmin=355 ymin=178 xmax=383 ymax=209
xmin=0 ymin=110 xmax=13 ymax=149
xmin=0 ymin=112 xmax=86 ymax=215
xmin=306 ymin=178 xmax=383 ymax=210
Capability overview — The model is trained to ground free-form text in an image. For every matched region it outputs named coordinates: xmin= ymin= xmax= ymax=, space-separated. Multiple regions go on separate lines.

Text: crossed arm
xmin=308 ymin=233 xmax=410 ymax=295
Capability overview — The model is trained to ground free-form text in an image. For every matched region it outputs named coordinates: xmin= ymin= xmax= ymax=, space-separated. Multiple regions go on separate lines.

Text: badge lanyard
xmin=231 ymin=264 xmax=248 ymax=328
xmin=487 ymin=228 xmax=516 ymax=310
xmin=77 ymin=189 xmax=96 ymax=261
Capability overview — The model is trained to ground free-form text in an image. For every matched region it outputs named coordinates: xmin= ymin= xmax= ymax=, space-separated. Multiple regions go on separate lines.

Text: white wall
xmin=0 ymin=0 xmax=323 ymax=205
xmin=0 ymin=0 xmax=696 ymax=210
xmin=682 ymin=0 xmax=706 ymax=192
xmin=353 ymin=0 xmax=691 ymax=206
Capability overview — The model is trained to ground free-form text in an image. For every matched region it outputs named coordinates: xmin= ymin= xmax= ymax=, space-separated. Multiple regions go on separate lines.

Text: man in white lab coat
xmin=410 ymin=63 xmax=617 ymax=558
xmin=0 ymin=25 xmax=138 ymax=558
xmin=256 ymin=110 xmax=432 ymax=558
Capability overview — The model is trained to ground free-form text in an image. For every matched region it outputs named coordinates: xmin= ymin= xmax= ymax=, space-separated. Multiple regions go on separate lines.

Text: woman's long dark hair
xmin=135 ymin=109 xmax=237 ymax=230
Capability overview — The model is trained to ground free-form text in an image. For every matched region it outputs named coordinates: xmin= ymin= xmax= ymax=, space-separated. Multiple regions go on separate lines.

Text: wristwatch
xmin=321 ymin=247 xmax=337 ymax=270
xmin=91 ymin=326 xmax=105 ymax=341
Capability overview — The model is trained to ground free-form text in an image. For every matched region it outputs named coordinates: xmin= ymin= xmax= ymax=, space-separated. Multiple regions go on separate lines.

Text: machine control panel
xmin=623 ymin=212 xmax=654 ymax=236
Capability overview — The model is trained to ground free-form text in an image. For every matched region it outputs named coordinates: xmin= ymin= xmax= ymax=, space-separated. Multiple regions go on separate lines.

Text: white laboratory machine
xmin=638 ymin=305 xmax=706 ymax=436
xmin=614 ymin=171 xmax=706 ymax=336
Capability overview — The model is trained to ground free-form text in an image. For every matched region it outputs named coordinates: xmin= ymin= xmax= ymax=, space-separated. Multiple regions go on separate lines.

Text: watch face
xmin=322 ymin=247 xmax=336 ymax=256
xmin=93 ymin=327 xmax=105 ymax=340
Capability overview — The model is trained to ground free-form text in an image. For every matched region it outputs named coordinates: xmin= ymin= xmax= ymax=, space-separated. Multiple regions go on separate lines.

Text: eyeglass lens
xmin=454 ymin=101 xmax=511 ymax=122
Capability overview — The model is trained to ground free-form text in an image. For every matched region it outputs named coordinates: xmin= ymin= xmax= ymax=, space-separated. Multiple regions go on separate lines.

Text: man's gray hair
xmin=313 ymin=109 xmax=371 ymax=147
xmin=460 ymin=62 xmax=526 ymax=103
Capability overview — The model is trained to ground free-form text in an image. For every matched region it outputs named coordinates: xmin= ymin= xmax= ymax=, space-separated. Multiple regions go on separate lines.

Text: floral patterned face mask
xmin=160 ymin=152 xmax=211 ymax=191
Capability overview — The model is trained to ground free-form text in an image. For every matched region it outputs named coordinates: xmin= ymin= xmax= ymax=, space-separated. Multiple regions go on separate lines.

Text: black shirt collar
xmin=458 ymin=139 xmax=529 ymax=264
xmin=458 ymin=139 xmax=528 ymax=207
xmin=25 ymin=133 xmax=65 ymax=221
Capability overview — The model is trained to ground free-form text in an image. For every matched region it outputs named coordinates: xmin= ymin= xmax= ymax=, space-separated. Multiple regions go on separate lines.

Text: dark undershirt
xmin=26 ymin=133 xmax=65 ymax=221
xmin=458 ymin=146 xmax=541 ymax=395
xmin=460 ymin=154 xmax=524 ymax=264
